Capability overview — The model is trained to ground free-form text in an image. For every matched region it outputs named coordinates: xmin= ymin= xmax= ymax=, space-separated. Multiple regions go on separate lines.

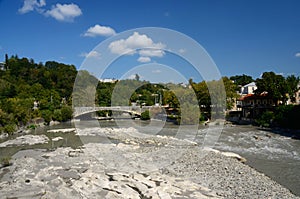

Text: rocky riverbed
xmin=0 ymin=127 xmax=298 ymax=198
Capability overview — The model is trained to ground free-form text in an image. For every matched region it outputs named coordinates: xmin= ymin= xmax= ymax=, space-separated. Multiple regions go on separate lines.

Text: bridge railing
xmin=73 ymin=106 xmax=144 ymax=117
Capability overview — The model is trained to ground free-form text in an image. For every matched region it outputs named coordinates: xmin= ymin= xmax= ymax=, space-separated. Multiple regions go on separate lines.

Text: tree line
xmin=1 ymin=54 xmax=299 ymax=133
xmin=0 ymin=55 xmax=76 ymax=134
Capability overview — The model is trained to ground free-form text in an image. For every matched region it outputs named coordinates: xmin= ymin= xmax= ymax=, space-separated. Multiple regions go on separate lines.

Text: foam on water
xmin=211 ymin=127 xmax=300 ymax=161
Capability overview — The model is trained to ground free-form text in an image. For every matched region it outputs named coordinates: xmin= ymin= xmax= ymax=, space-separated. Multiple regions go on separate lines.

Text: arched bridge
xmin=73 ymin=106 xmax=143 ymax=118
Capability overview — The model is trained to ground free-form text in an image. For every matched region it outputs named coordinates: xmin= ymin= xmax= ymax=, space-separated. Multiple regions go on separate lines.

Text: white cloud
xmin=18 ymin=0 xmax=46 ymax=14
xmin=80 ymin=51 xmax=101 ymax=59
xmin=179 ymin=48 xmax=186 ymax=54
xmin=108 ymin=32 xmax=166 ymax=62
xmin=19 ymin=1 xmax=82 ymax=22
xmin=137 ymin=56 xmax=151 ymax=63
xmin=45 ymin=3 xmax=82 ymax=22
xmin=295 ymin=52 xmax=300 ymax=57
xmin=83 ymin=24 xmax=116 ymax=37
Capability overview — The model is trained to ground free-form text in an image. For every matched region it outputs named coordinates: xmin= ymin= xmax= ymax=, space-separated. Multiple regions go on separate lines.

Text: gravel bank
xmin=0 ymin=127 xmax=298 ymax=198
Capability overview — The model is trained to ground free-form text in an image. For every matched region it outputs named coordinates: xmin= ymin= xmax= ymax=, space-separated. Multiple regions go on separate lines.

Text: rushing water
xmin=0 ymin=120 xmax=299 ymax=196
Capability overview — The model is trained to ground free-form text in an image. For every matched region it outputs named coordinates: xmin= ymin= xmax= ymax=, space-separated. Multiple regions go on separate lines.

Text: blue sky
xmin=0 ymin=0 xmax=300 ymax=82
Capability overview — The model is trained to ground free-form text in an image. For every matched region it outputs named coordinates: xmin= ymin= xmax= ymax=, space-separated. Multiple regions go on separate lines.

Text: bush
xmin=0 ymin=156 xmax=11 ymax=167
xmin=42 ymin=110 xmax=52 ymax=124
xmin=61 ymin=106 xmax=73 ymax=122
xmin=3 ymin=124 xmax=16 ymax=135
xmin=255 ymin=111 xmax=274 ymax=127
xmin=53 ymin=109 xmax=62 ymax=122
xmin=141 ymin=110 xmax=150 ymax=120
xmin=274 ymin=105 xmax=300 ymax=129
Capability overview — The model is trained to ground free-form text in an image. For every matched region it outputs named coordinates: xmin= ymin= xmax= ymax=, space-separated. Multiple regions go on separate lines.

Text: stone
xmin=0 ymin=135 xmax=49 ymax=147
xmin=52 ymin=136 xmax=63 ymax=141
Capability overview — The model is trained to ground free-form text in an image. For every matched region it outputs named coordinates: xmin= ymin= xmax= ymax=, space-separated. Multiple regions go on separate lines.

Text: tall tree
xmin=4 ymin=54 xmax=8 ymax=70
xmin=255 ymin=72 xmax=287 ymax=105
xmin=135 ymin=74 xmax=140 ymax=81
xmin=286 ymin=75 xmax=300 ymax=103
xmin=230 ymin=74 xmax=254 ymax=86
xmin=222 ymin=77 xmax=239 ymax=109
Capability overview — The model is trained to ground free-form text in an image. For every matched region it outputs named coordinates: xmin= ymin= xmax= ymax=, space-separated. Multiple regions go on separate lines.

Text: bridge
xmin=73 ymin=106 xmax=145 ymax=118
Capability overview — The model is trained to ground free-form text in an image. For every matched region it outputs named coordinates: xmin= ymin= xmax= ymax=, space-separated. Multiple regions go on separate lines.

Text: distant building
xmin=238 ymin=93 xmax=275 ymax=120
xmin=178 ymin=82 xmax=188 ymax=88
xmin=286 ymin=83 xmax=300 ymax=105
xmin=296 ymin=87 xmax=300 ymax=104
xmin=240 ymin=82 xmax=257 ymax=95
xmin=0 ymin=62 xmax=5 ymax=70
xmin=99 ymin=78 xmax=117 ymax=83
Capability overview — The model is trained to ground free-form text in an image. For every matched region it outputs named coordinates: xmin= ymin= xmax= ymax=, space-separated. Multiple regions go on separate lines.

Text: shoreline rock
xmin=0 ymin=135 xmax=49 ymax=147
xmin=0 ymin=127 xmax=298 ymax=198
xmin=47 ymin=128 xmax=76 ymax=133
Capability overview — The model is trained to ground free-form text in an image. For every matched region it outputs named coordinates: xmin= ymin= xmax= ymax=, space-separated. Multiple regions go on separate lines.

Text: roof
xmin=242 ymin=82 xmax=256 ymax=87
xmin=238 ymin=92 xmax=270 ymax=101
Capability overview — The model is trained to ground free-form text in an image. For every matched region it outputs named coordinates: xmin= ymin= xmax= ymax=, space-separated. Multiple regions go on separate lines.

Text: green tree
xmin=255 ymin=111 xmax=274 ymax=127
xmin=4 ymin=54 xmax=8 ymax=70
xmin=223 ymin=77 xmax=239 ymax=109
xmin=42 ymin=110 xmax=52 ymax=124
xmin=61 ymin=106 xmax=73 ymax=122
xmin=135 ymin=74 xmax=140 ymax=81
xmin=286 ymin=75 xmax=299 ymax=103
xmin=255 ymin=72 xmax=287 ymax=105
xmin=141 ymin=110 xmax=150 ymax=120
xmin=230 ymin=74 xmax=254 ymax=86
xmin=53 ymin=109 xmax=62 ymax=122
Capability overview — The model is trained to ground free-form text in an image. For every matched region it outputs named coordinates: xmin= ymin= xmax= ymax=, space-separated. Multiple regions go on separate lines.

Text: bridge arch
xmin=73 ymin=106 xmax=143 ymax=118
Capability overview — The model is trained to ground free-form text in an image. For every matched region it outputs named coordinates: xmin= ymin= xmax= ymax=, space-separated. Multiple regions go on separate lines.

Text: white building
xmin=240 ymin=82 xmax=257 ymax=95
xmin=0 ymin=62 xmax=5 ymax=70
xmin=99 ymin=78 xmax=117 ymax=83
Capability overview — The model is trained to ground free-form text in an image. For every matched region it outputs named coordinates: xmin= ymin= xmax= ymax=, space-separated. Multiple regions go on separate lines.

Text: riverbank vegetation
xmin=255 ymin=105 xmax=300 ymax=129
xmin=1 ymin=55 xmax=299 ymax=133
xmin=0 ymin=55 xmax=76 ymax=134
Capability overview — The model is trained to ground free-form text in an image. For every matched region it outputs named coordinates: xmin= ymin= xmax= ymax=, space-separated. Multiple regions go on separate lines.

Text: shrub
xmin=0 ymin=156 xmax=11 ymax=167
xmin=255 ymin=111 xmax=274 ymax=127
xmin=274 ymin=105 xmax=300 ymax=129
xmin=61 ymin=106 xmax=73 ymax=122
xmin=52 ymin=109 xmax=62 ymax=122
xmin=3 ymin=124 xmax=16 ymax=135
xmin=141 ymin=110 xmax=150 ymax=120
xmin=42 ymin=110 xmax=52 ymax=124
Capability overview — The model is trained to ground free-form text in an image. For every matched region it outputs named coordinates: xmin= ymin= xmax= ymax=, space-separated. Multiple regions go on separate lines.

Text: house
xmin=240 ymin=82 xmax=257 ymax=95
xmin=238 ymin=93 xmax=275 ymax=120
xmin=99 ymin=78 xmax=117 ymax=83
xmin=229 ymin=82 xmax=257 ymax=111
xmin=296 ymin=88 xmax=300 ymax=104
xmin=286 ymin=83 xmax=300 ymax=105
xmin=0 ymin=62 xmax=5 ymax=70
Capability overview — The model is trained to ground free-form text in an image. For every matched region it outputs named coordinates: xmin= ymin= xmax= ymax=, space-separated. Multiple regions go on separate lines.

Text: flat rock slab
xmin=0 ymin=127 xmax=298 ymax=199
xmin=0 ymin=144 xmax=220 ymax=199
xmin=0 ymin=135 xmax=49 ymax=147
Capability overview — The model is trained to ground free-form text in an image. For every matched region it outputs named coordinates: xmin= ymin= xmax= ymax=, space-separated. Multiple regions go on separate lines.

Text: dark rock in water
xmin=291 ymin=135 xmax=300 ymax=140
xmin=253 ymin=135 xmax=262 ymax=140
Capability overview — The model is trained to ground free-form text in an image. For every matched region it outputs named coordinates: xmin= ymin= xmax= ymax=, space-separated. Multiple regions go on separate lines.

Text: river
xmin=0 ymin=120 xmax=299 ymax=196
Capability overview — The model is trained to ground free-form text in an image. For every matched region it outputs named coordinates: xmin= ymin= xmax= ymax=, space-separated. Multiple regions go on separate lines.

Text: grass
xmin=0 ymin=156 xmax=12 ymax=167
